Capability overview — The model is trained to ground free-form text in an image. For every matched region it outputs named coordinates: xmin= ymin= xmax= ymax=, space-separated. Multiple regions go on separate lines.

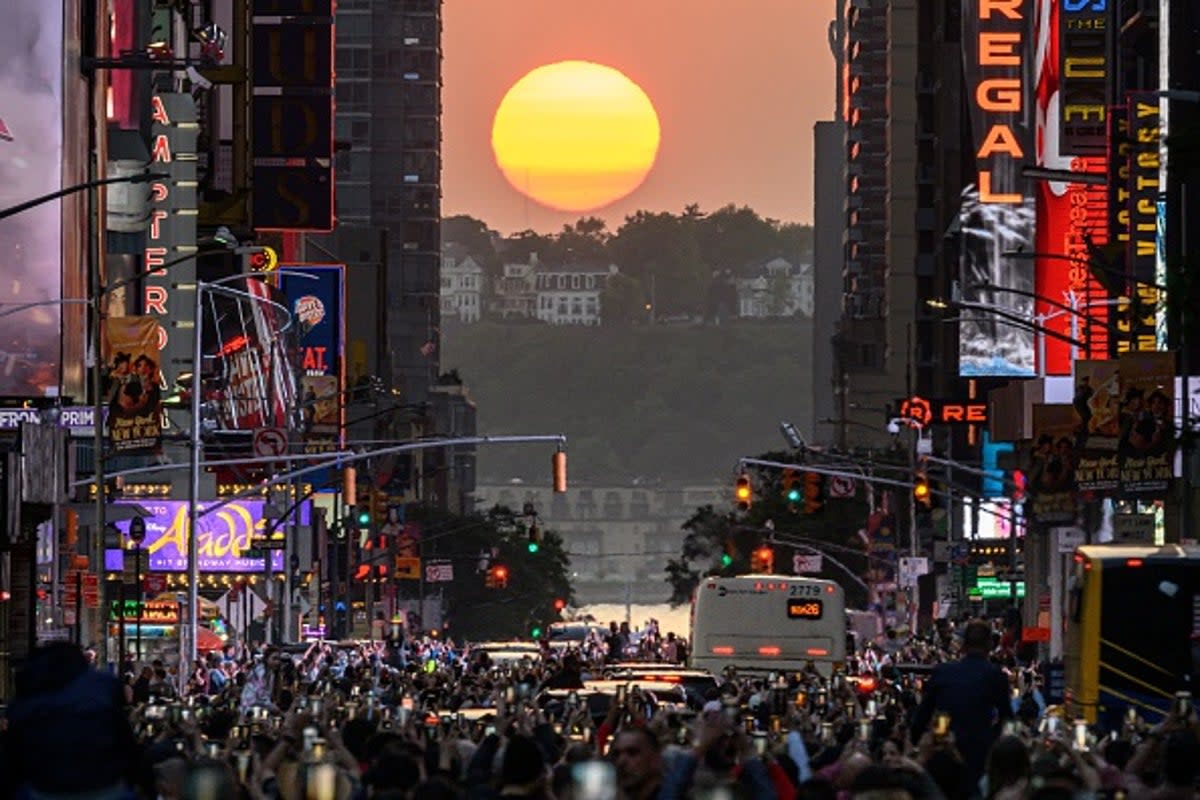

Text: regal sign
xmin=898 ymin=396 xmax=989 ymax=426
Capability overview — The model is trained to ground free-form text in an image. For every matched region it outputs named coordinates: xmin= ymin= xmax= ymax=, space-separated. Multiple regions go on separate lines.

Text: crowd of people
xmin=0 ymin=617 xmax=1196 ymax=800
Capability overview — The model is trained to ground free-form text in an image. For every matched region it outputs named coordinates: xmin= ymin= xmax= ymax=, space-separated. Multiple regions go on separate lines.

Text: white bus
xmin=689 ymin=575 xmax=847 ymax=675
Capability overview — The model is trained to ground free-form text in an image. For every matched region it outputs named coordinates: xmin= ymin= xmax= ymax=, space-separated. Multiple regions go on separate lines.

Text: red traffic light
xmin=553 ymin=597 xmax=566 ymax=612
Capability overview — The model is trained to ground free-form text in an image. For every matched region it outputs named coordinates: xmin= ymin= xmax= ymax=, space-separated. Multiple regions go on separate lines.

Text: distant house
xmin=533 ymin=262 xmax=619 ymax=326
xmin=440 ymin=243 xmax=484 ymax=323
xmin=489 ymin=254 xmax=539 ymax=321
xmin=735 ymin=257 xmax=814 ymax=319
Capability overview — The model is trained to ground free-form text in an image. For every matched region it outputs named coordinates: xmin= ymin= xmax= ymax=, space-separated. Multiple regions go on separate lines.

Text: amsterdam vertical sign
xmin=143 ymin=94 xmax=198 ymax=433
xmin=251 ymin=0 xmax=334 ymax=231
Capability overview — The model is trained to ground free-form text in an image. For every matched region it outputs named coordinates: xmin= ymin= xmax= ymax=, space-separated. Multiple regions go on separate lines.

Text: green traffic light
xmin=527 ymin=542 xmax=540 ymax=553
xmin=531 ymin=626 xmax=542 ymax=639
xmin=721 ymin=553 xmax=732 ymax=567
xmin=787 ymin=488 xmax=801 ymax=502
xmin=357 ymin=511 xmax=370 ymax=525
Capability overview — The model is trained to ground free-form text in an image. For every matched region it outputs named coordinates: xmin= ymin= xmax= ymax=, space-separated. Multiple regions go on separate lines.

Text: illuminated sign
xmin=143 ymin=93 xmax=198 ymax=396
xmin=251 ymin=0 xmax=334 ymax=231
xmin=102 ymin=500 xmax=307 ymax=573
xmin=109 ymin=599 xmax=180 ymax=624
xmin=786 ymin=598 xmax=824 ymax=620
xmin=898 ymin=396 xmax=989 ymax=426
xmin=1125 ymin=92 xmax=1161 ymax=354
xmin=969 ymin=577 xmax=1026 ymax=600
xmin=1059 ymin=0 xmax=1111 ymax=155
xmin=970 ymin=0 xmax=1028 ymax=204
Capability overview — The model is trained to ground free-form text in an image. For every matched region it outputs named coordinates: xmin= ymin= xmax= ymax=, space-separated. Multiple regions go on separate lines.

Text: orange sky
xmin=442 ymin=0 xmax=835 ymax=235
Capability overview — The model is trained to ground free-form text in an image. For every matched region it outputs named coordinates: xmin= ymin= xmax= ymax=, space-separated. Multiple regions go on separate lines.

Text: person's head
xmin=153 ymin=756 xmax=189 ymax=800
xmin=611 ymin=727 xmax=663 ymax=796
xmin=848 ymin=765 xmax=914 ymax=800
xmin=986 ymin=735 xmax=1029 ymax=793
xmin=1163 ymin=729 xmax=1200 ymax=787
xmin=500 ymin=734 xmax=546 ymax=790
xmin=962 ymin=620 xmax=992 ymax=655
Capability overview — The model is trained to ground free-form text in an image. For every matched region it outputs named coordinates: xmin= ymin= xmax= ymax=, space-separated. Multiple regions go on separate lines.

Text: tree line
xmin=443 ymin=205 xmax=813 ymax=323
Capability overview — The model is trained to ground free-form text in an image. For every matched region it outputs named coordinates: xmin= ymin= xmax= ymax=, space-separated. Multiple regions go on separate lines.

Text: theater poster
xmin=102 ymin=315 xmax=163 ymax=453
xmin=1029 ymin=404 xmax=1078 ymax=524
xmin=1117 ymin=351 xmax=1174 ymax=497
xmin=1071 ymin=360 xmax=1120 ymax=493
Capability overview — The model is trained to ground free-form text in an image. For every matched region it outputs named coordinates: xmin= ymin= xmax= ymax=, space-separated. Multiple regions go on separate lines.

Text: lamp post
xmin=128 ymin=515 xmax=146 ymax=664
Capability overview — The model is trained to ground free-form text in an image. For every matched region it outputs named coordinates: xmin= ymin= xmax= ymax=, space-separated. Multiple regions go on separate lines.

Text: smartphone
xmin=504 ymin=686 xmax=516 ymax=704
xmin=865 ymin=699 xmax=877 ymax=718
xmin=1175 ymin=691 xmax=1192 ymax=719
xmin=303 ymin=725 xmax=320 ymax=752
xmin=311 ymin=739 xmax=328 ymax=761
xmin=234 ymin=751 xmax=253 ymax=783
xmin=771 ymin=716 xmax=782 ymax=734
xmin=310 ymin=698 xmax=324 ymax=717
xmin=573 ymin=761 xmax=617 ymax=800
xmin=795 ymin=691 xmax=807 ymax=708
xmin=1073 ymin=720 xmax=1089 ymax=752
xmin=742 ymin=716 xmax=755 ymax=734
xmin=146 ymin=704 xmax=167 ymax=721
xmin=820 ymin=721 xmax=834 ymax=745
xmin=933 ymin=712 xmax=951 ymax=740
xmin=752 ymin=732 xmax=768 ymax=756
xmin=484 ymin=724 xmax=497 ymax=737
xmin=204 ymin=741 xmax=222 ymax=759
xmin=675 ymin=725 xmax=690 ymax=746
xmin=614 ymin=685 xmax=627 ymax=705
xmin=567 ymin=691 xmax=580 ymax=708
xmin=857 ymin=719 xmax=872 ymax=743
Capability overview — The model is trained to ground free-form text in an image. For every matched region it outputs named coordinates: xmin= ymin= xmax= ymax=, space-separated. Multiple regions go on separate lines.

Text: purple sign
xmin=104 ymin=499 xmax=310 ymax=573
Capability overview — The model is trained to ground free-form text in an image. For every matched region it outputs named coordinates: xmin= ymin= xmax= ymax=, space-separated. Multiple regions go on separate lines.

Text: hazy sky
xmin=442 ymin=0 xmax=835 ymax=235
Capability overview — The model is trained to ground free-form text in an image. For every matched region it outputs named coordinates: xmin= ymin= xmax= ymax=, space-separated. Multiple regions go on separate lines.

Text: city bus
xmin=690 ymin=575 xmax=847 ymax=675
xmin=1065 ymin=544 xmax=1199 ymax=727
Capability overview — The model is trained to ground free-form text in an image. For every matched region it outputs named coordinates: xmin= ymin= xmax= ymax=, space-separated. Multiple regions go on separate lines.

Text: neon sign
xmin=972 ymin=0 xmax=1028 ymax=204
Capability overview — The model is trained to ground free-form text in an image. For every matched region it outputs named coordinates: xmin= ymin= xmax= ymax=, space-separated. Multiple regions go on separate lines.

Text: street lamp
xmin=128 ymin=515 xmax=146 ymax=664
xmin=0 ymin=172 xmax=167 ymax=222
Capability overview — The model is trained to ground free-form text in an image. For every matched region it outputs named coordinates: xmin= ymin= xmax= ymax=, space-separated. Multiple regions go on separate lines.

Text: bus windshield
xmin=689 ymin=575 xmax=847 ymax=674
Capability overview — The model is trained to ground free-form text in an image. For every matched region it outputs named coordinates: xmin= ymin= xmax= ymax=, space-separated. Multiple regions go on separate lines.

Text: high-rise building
xmin=834 ymin=0 xmax=920 ymax=448
xmin=309 ymin=0 xmax=443 ymax=406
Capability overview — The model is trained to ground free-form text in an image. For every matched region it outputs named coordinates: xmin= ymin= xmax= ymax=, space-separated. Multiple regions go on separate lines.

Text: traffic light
xmin=803 ymin=472 xmax=824 ymax=514
xmin=553 ymin=597 xmax=567 ymax=612
xmin=552 ymin=449 xmax=568 ymax=493
xmin=721 ymin=539 xmax=735 ymax=568
xmin=734 ymin=473 xmax=752 ymax=511
xmin=357 ymin=505 xmax=371 ymax=527
xmin=750 ymin=545 xmax=775 ymax=573
xmin=913 ymin=471 xmax=932 ymax=509
xmin=527 ymin=523 xmax=542 ymax=554
xmin=782 ymin=468 xmax=801 ymax=511
xmin=371 ymin=490 xmax=390 ymax=525
xmin=485 ymin=564 xmax=509 ymax=589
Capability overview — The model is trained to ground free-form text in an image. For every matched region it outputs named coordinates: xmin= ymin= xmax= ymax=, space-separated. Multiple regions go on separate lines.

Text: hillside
xmin=441 ymin=321 xmax=815 ymax=484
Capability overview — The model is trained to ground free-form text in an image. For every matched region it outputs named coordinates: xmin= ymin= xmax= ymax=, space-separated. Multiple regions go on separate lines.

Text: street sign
xmin=252 ymin=426 xmax=288 ymax=459
xmin=394 ymin=557 xmax=420 ymax=580
xmin=792 ymin=554 xmax=823 ymax=574
xmin=898 ymin=557 xmax=929 ymax=585
xmin=63 ymin=569 xmax=101 ymax=609
xmin=425 ymin=562 xmax=454 ymax=583
xmin=827 ymin=476 xmax=856 ymax=499
xmin=1054 ymin=526 xmax=1086 ymax=553
xmin=1112 ymin=514 xmax=1155 ymax=544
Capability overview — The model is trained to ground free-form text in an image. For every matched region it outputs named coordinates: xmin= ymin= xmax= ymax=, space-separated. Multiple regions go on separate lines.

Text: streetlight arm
xmin=0 ymin=173 xmax=168 ymax=222
xmin=1001 ymin=249 xmax=1168 ymax=293
xmin=952 ymin=300 xmax=1086 ymax=348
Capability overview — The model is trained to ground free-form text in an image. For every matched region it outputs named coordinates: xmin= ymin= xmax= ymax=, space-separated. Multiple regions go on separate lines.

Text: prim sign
xmin=898 ymin=396 xmax=989 ymax=427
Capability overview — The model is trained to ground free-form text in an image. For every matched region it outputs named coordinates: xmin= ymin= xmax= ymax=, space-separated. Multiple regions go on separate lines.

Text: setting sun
xmin=491 ymin=61 xmax=661 ymax=212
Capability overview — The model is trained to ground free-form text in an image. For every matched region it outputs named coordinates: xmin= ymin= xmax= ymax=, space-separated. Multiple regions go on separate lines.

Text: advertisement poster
xmin=103 ymin=500 xmax=310 ymax=573
xmin=279 ymin=265 xmax=344 ymax=463
xmin=102 ymin=316 xmax=163 ymax=453
xmin=211 ymin=278 xmax=298 ymax=430
xmin=0 ymin=0 xmax=63 ymax=397
xmin=1117 ymin=350 xmax=1174 ymax=496
xmin=1033 ymin=0 xmax=1111 ymax=374
xmin=1071 ymin=360 xmax=1120 ymax=492
xmin=1029 ymin=404 xmax=1078 ymax=524
xmin=958 ymin=0 xmax=1037 ymax=376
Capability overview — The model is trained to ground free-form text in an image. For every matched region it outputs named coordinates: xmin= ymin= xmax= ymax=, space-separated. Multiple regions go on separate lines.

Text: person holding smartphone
xmin=911 ymin=620 xmax=1012 ymax=793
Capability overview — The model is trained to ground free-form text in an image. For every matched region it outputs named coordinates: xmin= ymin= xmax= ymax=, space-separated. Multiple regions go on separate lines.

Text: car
xmin=600 ymin=664 xmax=720 ymax=709
xmin=469 ymin=641 xmax=542 ymax=666
xmin=545 ymin=621 xmax=606 ymax=651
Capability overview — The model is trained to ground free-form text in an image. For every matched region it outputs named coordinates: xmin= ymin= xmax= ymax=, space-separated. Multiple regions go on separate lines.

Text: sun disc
xmin=491 ymin=61 xmax=661 ymax=212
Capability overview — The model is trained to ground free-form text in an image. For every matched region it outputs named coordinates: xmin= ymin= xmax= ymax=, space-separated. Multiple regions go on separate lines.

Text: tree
xmin=609 ymin=210 xmax=707 ymax=316
xmin=694 ymin=204 xmax=783 ymax=273
xmin=599 ymin=272 xmax=647 ymax=326
xmin=400 ymin=504 xmax=574 ymax=641
xmin=551 ymin=216 xmax=611 ymax=264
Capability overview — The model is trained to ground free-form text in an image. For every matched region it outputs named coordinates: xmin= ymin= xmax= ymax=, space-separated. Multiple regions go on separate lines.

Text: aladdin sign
xmin=103 ymin=500 xmax=308 ymax=573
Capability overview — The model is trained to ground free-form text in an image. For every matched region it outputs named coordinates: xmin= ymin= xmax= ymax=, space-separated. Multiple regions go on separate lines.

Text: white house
xmin=735 ymin=257 xmax=814 ymax=319
xmin=440 ymin=244 xmax=484 ymax=323
xmin=533 ymin=262 xmax=618 ymax=326
xmin=489 ymin=255 xmax=539 ymax=320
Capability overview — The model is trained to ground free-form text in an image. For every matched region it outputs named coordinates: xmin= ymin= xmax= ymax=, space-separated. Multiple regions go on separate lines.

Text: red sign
xmin=1021 ymin=626 xmax=1051 ymax=643
xmin=143 ymin=574 xmax=167 ymax=596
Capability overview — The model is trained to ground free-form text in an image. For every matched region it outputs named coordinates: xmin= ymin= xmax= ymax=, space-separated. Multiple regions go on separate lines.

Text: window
xmin=572 ymin=275 xmax=580 ymax=289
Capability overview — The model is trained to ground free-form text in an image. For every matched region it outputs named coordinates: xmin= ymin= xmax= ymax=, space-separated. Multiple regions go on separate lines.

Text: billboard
xmin=1070 ymin=359 xmax=1120 ymax=492
xmin=1028 ymin=404 xmax=1078 ymax=523
xmin=1033 ymin=0 xmax=1112 ymax=375
xmin=1117 ymin=350 xmax=1174 ymax=496
xmin=959 ymin=0 xmax=1037 ymax=377
xmin=278 ymin=265 xmax=345 ymax=465
xmin=1126 ymin=92 xmax=1162 ymax=353
xmin=0 ymin=0 xmax=63 ymax=397
xmin=251 ymin=0 xmax=335 ymax=231
xmin=101 ymin=315 xmax=163 ymax=453
xmin=102 ymin=499 xmax=311 ymax=573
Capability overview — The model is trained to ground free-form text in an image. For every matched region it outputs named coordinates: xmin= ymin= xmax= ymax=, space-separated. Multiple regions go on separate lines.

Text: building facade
xmin=441 ymin=245 xmax=484 ymax=324
xmin=533 ymin=263 xmax=617 ymax=326
xmin=473 ymin=481 xmax=726 ymax=606
xmin=734 ymin=257 xmax=814 ymax=319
